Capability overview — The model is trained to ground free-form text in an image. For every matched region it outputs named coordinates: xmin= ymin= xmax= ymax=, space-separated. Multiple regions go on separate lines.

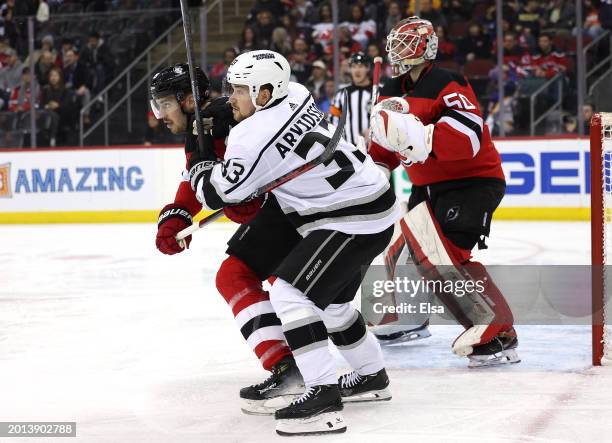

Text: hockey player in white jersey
xmin=188 ymin=50 xmax=400 ymax=436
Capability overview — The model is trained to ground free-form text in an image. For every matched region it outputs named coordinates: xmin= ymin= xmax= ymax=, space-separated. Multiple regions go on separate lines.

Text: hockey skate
xmin=240 ymin=356 xmax=304 ymax=415
xmin=467 ymin=327 xmax=521 ymax=368
xmin=373 ymin=321 xmax=432 ymax=345
xmin=275 ymin=384 xmax=346 ymax=436
xmin=339 ymin=368 xmax=392 ymax=403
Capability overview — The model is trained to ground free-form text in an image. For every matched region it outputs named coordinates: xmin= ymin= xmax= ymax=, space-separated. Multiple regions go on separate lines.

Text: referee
xmin=329 ymin=52 xmax=373 ymax=149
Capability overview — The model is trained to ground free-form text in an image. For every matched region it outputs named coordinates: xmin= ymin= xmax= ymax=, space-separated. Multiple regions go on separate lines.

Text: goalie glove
xmin=371 ymin=109 xmax=434 ymax=167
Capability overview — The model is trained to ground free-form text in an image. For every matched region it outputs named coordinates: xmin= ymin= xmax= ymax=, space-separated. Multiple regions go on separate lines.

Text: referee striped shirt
xmin=329 ymin=84 xmax=372 ymax=146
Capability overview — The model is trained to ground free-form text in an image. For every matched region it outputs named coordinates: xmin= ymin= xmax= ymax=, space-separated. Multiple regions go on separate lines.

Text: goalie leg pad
xmin=400 ymin=201 xmax=496 ymax=329
xmin=452 ymin=262 xmax=515 ymax=356
xmin=216 ymin=256 xmax=291 ymax=370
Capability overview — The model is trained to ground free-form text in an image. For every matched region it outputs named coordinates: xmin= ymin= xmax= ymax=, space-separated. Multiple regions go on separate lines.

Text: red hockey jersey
xmin=369 ymin=64 xmax=505 ymax=186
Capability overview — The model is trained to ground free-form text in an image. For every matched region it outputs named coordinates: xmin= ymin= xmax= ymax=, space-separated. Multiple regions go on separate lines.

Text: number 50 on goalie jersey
xmin=369 ymin=65 xmax=505 ymax=186
xmin=197 ymin=82 xmax=400 ymax=236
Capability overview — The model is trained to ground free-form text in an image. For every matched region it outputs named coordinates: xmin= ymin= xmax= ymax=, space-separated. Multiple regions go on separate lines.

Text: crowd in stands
xmin=0 ymin=0 xmax=178 ymax=146
xmin=2 ymin=0 xmax=612 ymax=147
xmin=206 ymin=0 xmax=612 ymax=136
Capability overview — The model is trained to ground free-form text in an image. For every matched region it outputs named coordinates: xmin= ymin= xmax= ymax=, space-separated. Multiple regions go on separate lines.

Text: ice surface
xmin=1 ymin=221 xmax=610 ymax=442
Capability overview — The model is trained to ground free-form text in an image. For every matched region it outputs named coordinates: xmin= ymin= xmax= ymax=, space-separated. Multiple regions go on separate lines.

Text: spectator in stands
xmin=411 ymin=0 xmax=446 ymax=29
xmin=81 ymin=31 xmax=114 ymax=93
xmin=41 ymin=66 xmax=78 ymax=146
xmin=8 ymin=67 xmax=37 ymax=112
xmin=318 ymin=78 xmax=336 ymax=115
xmin=270 ymin=27 xmax=292 ymax=56
xmin=27 ymin=34 xmax=58 ymax=67
xmin=365 ymin=42 xmax=392 ymax=78
xmin=35 ymin=50 xmax=55 ymax=86
xmin=0 ymin=48 xmax=23 ymax=91
xmin=36 ymin=0 xmax=50 ymax=26
xmin=366 ymin=42 xmax=381 ymax=61
xmin=338 ymin=25 xmax=362 ymax=55
xmin=293 ymin=0 xmax=318 ymax=27
xmin=499 ymin=32 xmax=528 ymax=74
xmin=59 ymin=38 xmax=75 ymax=67
xmin=385 ymin=1 xmax=402 ymax=35
xmin=436 ymin=26 xmax=457 ymax=62
xmin=210 ymin=47 xmax=237 ymax=81
xmin=584 ymin=0 xmax=604 ymax=37
xmin=583 ymin=101 xmax=595 ymax=133
xmin=545 ymin=0 xmax=574 ymax=31
xmin=562 ymin=112 xmax=577 ymax=133
xmin=62 ymin=48 xmax=92 ymax=124
xmin=252 ymin=9 xmax=276 ymax=49
xmin=250 ymin=0 xmax=285 ymax=20
xmin=311 ymin=3 xmax=334 ymax=51
xmin=279 ymin=13 xmax=299 ymax=42
xmin=518 ymin=26 xmax=536 ymax=54
xmin=444 ymin=0 xmax=473 ymax=22
xmin=517 ymin=0 xmax=544 ymax=38
xmin=305 ymin=60 xmax=327 ymax=105
xmin=0 ymin=0 xmax=18 ymax=50
xmin=485 ymin=81 xmax=517 ymax=136
xmin=344 ymin=4 xmax=376 ymax=49
xmin=238 ymin=26 xmax=259 ymax=53
xmin=458 ymin=22 xmax=492 ymax=62
xmin=528 ymin=33 xmax=569 ymax=79
xmin=288 ymin=38 xmax=314 ymax=84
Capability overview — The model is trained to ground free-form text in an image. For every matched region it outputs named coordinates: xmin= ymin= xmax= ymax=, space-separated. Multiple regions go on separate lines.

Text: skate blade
xmin=276 ymin=411 xmax=346 ymax=436
xmin=375 ymin=327 xmax=432 ymax=345
xmin=241 ymin=394 xmax=300 ymax=416
xmin=342 ymin=388 xmax=392 ymax=403
xmin=468 ymin=349 xmax=521 ymax=368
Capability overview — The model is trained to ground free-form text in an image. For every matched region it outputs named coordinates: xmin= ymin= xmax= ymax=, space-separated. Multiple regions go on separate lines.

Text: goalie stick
xmin=175 ymin=90 xmax=349 ymax=243
xmin=367 ymin=56 xmax=383 ymax=152
xmin=371 ymin=56 xmax=383 ymax=106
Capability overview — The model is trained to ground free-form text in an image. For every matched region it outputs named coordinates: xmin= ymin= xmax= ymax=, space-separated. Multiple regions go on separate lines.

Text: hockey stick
xmin=367 ymin=56 xmax=383 ymax=152
xmin=371 ymin=56 xmax=383 ymax=105
xmin=175 ymin=90 xmax=349 ymax=243
xmin=178 ymin=0 xmax=206 ymax=155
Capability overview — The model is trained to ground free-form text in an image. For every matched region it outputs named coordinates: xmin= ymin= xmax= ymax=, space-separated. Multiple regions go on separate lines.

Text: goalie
xmin=368 ymin=16 xmax=519 ymax=368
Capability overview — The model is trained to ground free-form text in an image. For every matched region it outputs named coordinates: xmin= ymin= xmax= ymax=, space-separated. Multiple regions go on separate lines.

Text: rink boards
xmin=0 ymin=137 xmax=591 ymax=223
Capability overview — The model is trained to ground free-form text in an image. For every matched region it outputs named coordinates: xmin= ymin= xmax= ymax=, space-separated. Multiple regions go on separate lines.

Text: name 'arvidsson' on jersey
xmin=197 ymin=82 xmax=400 ymax=236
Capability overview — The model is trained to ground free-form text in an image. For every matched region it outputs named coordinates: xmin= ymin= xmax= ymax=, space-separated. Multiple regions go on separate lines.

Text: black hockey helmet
xmin=349 ymin=52 xmax=371 ymax=67
xmin=150 ymin=63 xmax=209 ymax=117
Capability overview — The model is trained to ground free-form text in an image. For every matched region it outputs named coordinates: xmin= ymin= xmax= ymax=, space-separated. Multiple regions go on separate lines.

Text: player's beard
xmin=164 ymin=116 xmax=187 ymax=134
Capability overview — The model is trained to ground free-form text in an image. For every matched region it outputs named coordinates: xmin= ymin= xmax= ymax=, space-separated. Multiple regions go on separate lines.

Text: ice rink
xmin=1 ymin=220 xmax=611 ymax=442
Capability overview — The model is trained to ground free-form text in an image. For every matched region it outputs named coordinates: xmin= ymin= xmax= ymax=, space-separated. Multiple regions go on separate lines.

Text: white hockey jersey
xmin=196 ymin=82 xmax=400 ymax=236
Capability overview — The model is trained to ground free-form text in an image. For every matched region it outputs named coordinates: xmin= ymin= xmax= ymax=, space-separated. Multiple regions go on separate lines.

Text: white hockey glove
xmin=371 ymin=109 xmax=434 ymax=167
xmin=370 ymin=97 xmax=410 ymax=117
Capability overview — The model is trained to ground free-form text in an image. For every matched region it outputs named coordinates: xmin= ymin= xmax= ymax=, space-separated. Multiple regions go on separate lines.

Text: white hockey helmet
xmin=225 ymin=50 xmax=291 ymax=111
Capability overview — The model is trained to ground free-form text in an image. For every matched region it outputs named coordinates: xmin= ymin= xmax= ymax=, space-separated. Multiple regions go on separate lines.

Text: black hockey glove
xmin=201 ymin=96 xmax=236 ymax=139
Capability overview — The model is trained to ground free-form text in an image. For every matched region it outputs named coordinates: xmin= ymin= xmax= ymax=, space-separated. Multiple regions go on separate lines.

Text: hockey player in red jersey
xmin=369 ymin=17 xmax=520 ymax=367
xmin=150 ymin=64 xmax=304 ymax=412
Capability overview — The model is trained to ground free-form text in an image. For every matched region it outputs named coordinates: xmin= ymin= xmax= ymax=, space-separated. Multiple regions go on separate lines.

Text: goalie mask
xmin=149 ymin=63 xmax=210 ymax=119
xmin=385 ymin=16 xmax=438 ymax=78
xmin=225 ymin=50 xmax=290 ymax=111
